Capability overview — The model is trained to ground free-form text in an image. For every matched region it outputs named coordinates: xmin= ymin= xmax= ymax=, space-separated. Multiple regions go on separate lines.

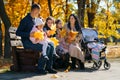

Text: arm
xmin=16 ymin=19 xmax=30 ymax=38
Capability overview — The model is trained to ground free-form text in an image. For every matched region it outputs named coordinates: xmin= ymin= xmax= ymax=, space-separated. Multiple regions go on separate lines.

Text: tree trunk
xmin=0 ymin=19 xmax=2 ymax=57
xmin=65 ymin=0 xmax=68 ymax=22
xmin=87 ymin=12 xmax=95 ymax=28
xmin=77 ymin=0 xmax=86 ymax=27
xmin=48 ymin=0 xmax=52 ymax=16
xmin=0 ymin=0 xmax=11 ymax=58
xmin=87 ymin=0 xmax=101 ymax=28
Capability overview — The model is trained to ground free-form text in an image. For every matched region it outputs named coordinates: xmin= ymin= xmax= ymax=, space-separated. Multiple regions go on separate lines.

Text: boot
xmin=79 ymin=60 xmax=85 ymax=70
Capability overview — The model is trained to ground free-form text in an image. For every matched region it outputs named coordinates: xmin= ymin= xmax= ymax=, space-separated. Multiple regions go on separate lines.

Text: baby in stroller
xmin=81 ymin=28 xmax=110 ymax=70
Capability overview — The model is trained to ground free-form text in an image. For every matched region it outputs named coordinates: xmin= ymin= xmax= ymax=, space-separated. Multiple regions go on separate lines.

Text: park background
xmin=0 ymin=0 xmax=120 ymax=71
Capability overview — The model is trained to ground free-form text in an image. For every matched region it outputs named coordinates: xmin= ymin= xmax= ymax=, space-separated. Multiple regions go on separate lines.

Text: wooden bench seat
xmin=9 ymin=27 xmax=41 ymax=72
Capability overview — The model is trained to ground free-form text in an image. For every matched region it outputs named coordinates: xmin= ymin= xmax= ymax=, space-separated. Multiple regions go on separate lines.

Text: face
xmin=69 ymin=16 xmax=76 ymax=25
xmin=47 ymin=20 xmax=53 ymax=28
xmin=57 ymin=21 xmax=62 ymax=28
xmin=31 ymin=8 xmax=40 ymax=18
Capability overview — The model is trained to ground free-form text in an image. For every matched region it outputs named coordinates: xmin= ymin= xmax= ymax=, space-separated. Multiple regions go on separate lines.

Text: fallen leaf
xmin=51 ymin=74 xmax=59 ymax=78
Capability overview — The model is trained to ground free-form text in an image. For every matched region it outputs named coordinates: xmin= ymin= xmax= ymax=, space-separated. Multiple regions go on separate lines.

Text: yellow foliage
xmin=69 ymin=30 xmax=78 ymax=39
xmin=5 ymin=0 xmax=30 ymax=27
xmin=51 ymin=74 xmax=59 ymax=78
xmin=49 ymin=37 xmax=59 ymax=47
xmin=64 ymin=66 xmax=71 ymax=73
xmin=93 ymin=8 xmax=120 ymax=39
xmin=33 ymin=31 xmax=44 ymax=40
xmin=59 ymin=29 xmax=67 ymax=38
xmin=47 ymin=30 xmax=56 ymax=36
xmin=66 ymin=30 xmax=78 ymax=43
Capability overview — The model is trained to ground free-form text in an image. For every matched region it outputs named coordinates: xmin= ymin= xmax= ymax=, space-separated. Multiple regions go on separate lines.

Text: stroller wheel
xmin=104 ymin=62 xmax=111 ymax=70
xmin=98 ymin=61 xmax=102 ymax=68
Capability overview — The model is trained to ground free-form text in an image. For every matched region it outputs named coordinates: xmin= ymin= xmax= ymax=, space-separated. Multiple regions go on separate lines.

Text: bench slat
xmin=10 ymin=33 xmax=21 ymax=40
xmin=10 ymin=40 xmax=23 ymax=47
xmin=9 ymin=27 xmax=17 ymax=33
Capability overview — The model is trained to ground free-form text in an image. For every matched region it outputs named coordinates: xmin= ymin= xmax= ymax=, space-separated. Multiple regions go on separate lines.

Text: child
xmin=30 ymin=18 xmax=58 ymax=60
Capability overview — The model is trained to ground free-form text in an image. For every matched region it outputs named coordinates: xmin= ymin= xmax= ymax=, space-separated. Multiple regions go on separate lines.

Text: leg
xmin=37 ymin=44 xmax=51 ymax=74
xmin=40 ymin=41 xmax=48 ymax=56
xmin=71 ymin=57 xmax=76 ymax=69
xmin=46 ymin=43 xmax=57 ymax=73
xmin=46 ymin=43 xmax=54 ymax=70
xmin=78 ymin=59 xmax=85 ymax=70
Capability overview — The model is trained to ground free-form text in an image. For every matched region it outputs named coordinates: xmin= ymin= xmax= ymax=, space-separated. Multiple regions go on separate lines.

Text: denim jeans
xmin=38 ymin=43 xmax=54 ymax=70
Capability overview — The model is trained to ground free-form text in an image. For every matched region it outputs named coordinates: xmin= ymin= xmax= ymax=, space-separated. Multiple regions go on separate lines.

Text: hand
xmin=35 ymin=38 xmax=40 ymax=42
xmin=30 ymin=32 xmax=34 ymax=37
xmin=46 ymin=31 xmax=50 ymax=37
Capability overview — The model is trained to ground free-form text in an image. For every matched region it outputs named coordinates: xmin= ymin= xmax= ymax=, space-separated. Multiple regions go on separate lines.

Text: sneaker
xmin=44 ymin=55 xmax=49 ymax=60
xmin=47 ymin=69 xmax=57 ymax=74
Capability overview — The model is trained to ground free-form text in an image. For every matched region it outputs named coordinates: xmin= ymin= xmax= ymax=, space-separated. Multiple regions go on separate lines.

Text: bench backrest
xmin=9 ymin=27 xmax=23 ymax=47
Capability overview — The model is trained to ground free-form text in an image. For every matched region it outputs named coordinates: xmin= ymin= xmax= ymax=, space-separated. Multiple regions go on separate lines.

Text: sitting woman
xmin=64 ymin=14 xmax=85 ymax=70
xmin=54 ymin=19 xmax=70 ymax=69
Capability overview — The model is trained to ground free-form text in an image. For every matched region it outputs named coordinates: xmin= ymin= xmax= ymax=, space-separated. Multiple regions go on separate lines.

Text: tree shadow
xmin=0 ymin=71 xmax=44 ymax=80
xmin=71 ymin=67 xmax=108 ymax=73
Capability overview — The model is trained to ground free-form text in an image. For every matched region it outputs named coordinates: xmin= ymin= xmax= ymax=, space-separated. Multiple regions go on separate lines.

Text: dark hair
xmin=55 ymin=19 xmax=61 ymax=24
xmin=68 ymin=14 xmax=82 ymax=33
xmin=31 ymin=4 xmax=41 ymax=10
xmin=44 ymin=16 xmax=54 ymax=30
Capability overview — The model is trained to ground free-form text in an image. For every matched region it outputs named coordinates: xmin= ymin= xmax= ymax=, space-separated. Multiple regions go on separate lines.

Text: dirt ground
xmin=0 ymin=58 xmax=120 ymax=80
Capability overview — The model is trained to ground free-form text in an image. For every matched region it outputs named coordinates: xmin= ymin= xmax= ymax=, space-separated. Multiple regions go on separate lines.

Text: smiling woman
xmin=64 ymin=14 xmax=85 ymax=70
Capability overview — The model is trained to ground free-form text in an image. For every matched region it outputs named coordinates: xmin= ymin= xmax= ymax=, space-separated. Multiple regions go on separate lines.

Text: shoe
xmin=47 ymin=69 xmax=57 ymax=74
xmin=37 ymin=69 xmax=47 ymax=75
xmin=43 ymin=55 xmax=49 ymax=60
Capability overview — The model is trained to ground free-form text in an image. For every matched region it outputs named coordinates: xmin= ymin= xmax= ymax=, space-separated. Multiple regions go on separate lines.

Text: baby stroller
xmin=81 ymin=28 xmax=111 ymax=70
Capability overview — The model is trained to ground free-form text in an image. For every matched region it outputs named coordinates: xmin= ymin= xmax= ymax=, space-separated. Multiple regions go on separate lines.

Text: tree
xmin=0 ymin=0 xmax=11 ymax=58
xmin=86 ymin=0 xmax=101 ymax=28
xmin=77 ymin=0 xmax=86 ymax=27
xmin=94 ymin=1 xmax=120 ymax=44
xmin=0 ymin=19 xmax=2 ymax=57
xmin=48 ymin=0 xmax=52 ymax=16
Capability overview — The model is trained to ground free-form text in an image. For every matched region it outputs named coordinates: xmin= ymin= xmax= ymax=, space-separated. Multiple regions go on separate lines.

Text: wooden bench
xmin=9 ymin=27 xmax=40 ymax=72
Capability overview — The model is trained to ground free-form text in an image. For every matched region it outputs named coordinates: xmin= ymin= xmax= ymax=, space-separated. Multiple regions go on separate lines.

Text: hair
xmin=31 ymin=4 xmax=41 ymax=11
xmin=68 ymin=14 xmax=82 ymax=33
xmin=55 ymin=19 xmax=61 ymax=24
xmin=44 ymin=16 xmax=54 ymax=30
xmin=55 ymin=19 xmax=62 ymax=28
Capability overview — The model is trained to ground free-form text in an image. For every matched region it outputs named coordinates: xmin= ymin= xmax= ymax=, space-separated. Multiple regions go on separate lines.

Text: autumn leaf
xmin=59 ymin=29 xmax=66 ymax=38
xmin=33 ymin=31 xmax=44 ymax=40
xmin=49 ymin=37 xmax=59 ymax=47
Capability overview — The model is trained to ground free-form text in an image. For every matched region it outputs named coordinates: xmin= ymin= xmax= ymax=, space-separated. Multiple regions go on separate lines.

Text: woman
xmin=43 ymin=16 xmax=55 ymax=37
xmin=64 ymin=14 xmax=85 ymax=70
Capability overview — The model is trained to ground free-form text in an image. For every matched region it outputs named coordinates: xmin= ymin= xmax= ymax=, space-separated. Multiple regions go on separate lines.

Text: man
xmin=16 ymin=4 xmax=57 ymax=75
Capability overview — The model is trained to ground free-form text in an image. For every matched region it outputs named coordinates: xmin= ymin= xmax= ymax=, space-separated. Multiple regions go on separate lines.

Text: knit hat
xmin=35 ymin=18 xmax=44 ymax=26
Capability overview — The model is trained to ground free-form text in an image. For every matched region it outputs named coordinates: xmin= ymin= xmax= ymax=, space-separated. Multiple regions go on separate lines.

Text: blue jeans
xmin=23 ymin=40 xmax=54 ymax=70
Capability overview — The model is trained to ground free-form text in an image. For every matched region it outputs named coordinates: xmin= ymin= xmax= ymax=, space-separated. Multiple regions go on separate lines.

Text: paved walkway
xmin=0 ymin=59 xmax=120 ymax=80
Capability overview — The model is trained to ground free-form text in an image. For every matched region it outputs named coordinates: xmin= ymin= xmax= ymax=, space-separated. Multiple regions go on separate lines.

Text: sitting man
xmin=16 ymin=4 xmax=57 ymax=75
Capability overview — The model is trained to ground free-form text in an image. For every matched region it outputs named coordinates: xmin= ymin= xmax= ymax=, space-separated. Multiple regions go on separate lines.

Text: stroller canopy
xmin=81 ymin=28 xmax=98 ymax=42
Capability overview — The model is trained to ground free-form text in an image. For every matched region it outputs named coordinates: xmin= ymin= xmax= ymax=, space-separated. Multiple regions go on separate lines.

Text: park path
xmin=0 ymin=59 xmax=120 ymax=80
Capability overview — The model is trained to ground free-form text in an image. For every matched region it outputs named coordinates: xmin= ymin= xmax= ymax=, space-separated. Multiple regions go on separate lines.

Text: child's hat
xmin=35 ymin=18 xmax=44 ymax=26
